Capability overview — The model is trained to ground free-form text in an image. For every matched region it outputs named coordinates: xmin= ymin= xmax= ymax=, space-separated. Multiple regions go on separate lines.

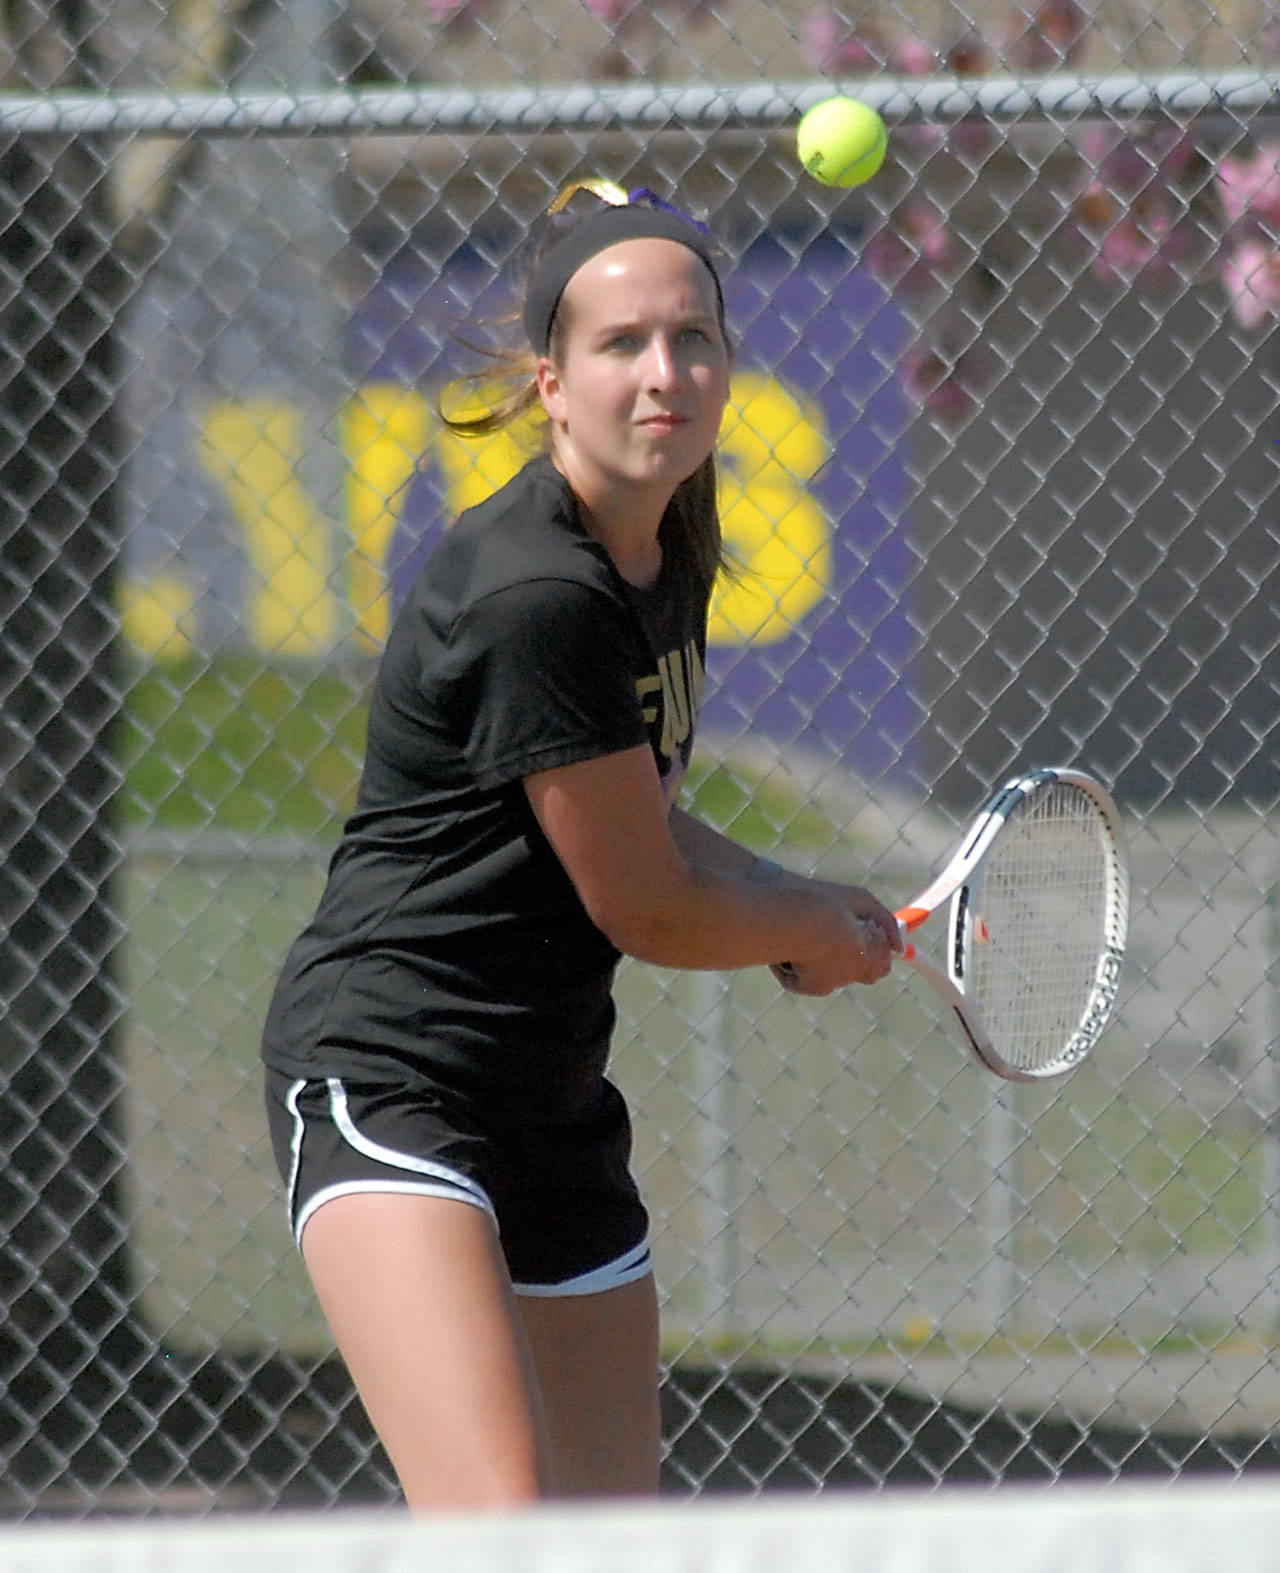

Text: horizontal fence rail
xmin=0 ymin=70 xmax=1278 ymax=137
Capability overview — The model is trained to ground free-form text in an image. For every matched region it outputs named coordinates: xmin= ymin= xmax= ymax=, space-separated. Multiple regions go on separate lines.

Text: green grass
xmin=684 ymin=754 xmax=851 ymax=856
xmin=116 ymin=657 xmax=370 ymax=836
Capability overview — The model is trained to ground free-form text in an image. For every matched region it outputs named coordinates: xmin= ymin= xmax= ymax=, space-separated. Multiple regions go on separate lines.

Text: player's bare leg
xmin=300 ymin=1192 xmax=550 ymax=1511
xmin=516 ymin=1272 xmax=661 ymax=1497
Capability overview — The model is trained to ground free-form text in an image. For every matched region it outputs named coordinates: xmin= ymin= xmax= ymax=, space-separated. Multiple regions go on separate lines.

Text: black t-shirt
xmin=260 ymin=456 xmax=707 ymax=1118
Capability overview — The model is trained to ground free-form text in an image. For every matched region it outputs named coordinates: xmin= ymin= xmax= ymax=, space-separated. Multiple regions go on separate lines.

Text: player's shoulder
xmin=442 ymin=454 xmax=613 ymax=602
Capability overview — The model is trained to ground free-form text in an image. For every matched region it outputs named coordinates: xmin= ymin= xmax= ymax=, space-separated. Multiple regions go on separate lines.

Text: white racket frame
xmin=898 ymin=767 xmax=1129 ymax=1082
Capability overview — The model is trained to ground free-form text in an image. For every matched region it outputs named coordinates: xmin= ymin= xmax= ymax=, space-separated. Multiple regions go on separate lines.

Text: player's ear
xmin=535 ymin=356 xmax=566 ymax=421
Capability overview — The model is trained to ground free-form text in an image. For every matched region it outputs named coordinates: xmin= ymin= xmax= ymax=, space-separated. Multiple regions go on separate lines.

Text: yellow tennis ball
xmin=797 ymin=97 xmax=887 ymax=188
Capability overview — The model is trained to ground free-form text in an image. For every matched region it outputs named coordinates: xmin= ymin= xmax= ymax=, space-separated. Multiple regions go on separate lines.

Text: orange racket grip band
xmin=897 ymin=906 xmax=929 ymax=931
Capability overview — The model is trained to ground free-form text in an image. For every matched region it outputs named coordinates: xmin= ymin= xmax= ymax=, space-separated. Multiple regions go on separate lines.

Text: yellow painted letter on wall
xmin=711 ymin=372 xmax=832 ymax=646
xmin=199 ymin=400 xmax=338 ymax=656
xmin=341 ymin=385 xmax=433 ymax=648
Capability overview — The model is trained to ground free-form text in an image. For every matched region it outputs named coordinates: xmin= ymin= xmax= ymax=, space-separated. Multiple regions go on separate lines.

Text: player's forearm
xmin=667 ymin=806 xmax=779 ymax=886
xmin=599 ymin=861 xmax=836 ymax=973
xmin=623 ymin=808 xmax=851 ymax=971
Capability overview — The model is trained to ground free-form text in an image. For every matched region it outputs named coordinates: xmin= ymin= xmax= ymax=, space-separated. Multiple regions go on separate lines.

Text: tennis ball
xmin=797 ymin=97 xmax=887 ymax=188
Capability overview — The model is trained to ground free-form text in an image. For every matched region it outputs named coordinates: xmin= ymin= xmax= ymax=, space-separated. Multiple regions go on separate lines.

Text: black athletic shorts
xmin=263 ymin=1064 xmax=651 ymax=1296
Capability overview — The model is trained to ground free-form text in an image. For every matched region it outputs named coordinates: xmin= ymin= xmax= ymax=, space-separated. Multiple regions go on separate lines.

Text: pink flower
xmin=1094 ymin=198 xmax=1194 ymax=293
xmin=1220 ymin=239 xmax=1280 ymax=330
xmin=1216 ymin=144 xmax=1280 ymax=235
xmin=799 ymin=8 xmax=885 ymax=74
xmin=867 ymin=204 xmax=962 ymax=300
xmin=422 ymin=0 xmax=476 ymax=21
xmin=893 ymin=37 xmax=937 ymax=75
xmin=1071 ymin=127 xmax=1202 ymax=295
xmin=582 ymin=0 xmax=636 ymax=19
xmin=1093 ymin=213 xmax=1159 ymax=283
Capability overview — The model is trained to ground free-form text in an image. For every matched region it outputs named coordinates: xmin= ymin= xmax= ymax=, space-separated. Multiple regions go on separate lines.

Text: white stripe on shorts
xmin=512 ymin=1237 xmax=653 ymax=1299
xmin=284 ymin=1076 xmax=496 ymax=1247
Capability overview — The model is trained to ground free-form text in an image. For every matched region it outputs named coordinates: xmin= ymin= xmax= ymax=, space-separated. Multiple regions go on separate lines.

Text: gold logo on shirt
xmin=637 ymin=639 xmax=705 ymax=761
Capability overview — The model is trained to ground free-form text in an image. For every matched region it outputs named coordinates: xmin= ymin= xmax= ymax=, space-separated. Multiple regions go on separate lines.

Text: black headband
xmin=523 ymin=205 xmax=725 ymax=355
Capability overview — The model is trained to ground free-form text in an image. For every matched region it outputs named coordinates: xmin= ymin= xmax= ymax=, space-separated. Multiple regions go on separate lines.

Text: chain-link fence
xmin=2 ymin=0 xmax=1279 ymax=1518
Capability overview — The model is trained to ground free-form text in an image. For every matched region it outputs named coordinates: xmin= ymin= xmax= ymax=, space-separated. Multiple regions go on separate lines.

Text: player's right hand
xmin=771 ymin=901 xmax=896 ymax=994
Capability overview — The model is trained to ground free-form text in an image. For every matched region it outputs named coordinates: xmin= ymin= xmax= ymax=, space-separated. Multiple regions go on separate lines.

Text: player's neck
xmin=554 ymin=457 xmax=668 ymax=588
xmin=591 ymin=510 xmax=664 ymax=587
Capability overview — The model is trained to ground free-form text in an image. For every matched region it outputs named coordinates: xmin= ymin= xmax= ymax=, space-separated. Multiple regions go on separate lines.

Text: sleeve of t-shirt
xmin=450 ymin=575 xmax=650 ymax=788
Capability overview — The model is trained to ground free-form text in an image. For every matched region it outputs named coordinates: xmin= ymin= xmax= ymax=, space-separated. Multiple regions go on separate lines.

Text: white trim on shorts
xmin=285 ymin=1076 xmax=496 ymax=1247
xmin=283 ymin=1076 xmax=653 ymax=1298
xmin=511 ymin=1236 xmax=653 ymax=1299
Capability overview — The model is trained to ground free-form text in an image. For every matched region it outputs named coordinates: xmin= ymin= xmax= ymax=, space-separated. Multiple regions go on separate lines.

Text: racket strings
xmin=967 ymin=784 xmax=1111 ymax=1073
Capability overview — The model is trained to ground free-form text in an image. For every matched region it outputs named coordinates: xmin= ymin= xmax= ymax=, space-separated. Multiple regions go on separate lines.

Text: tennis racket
xmin=896 ymin=767 xmax=1129 ymax=1082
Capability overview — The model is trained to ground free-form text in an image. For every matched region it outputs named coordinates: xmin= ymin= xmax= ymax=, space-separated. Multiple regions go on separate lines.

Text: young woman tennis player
xmin=260 ymin=183 xmax=901 ymax=1512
